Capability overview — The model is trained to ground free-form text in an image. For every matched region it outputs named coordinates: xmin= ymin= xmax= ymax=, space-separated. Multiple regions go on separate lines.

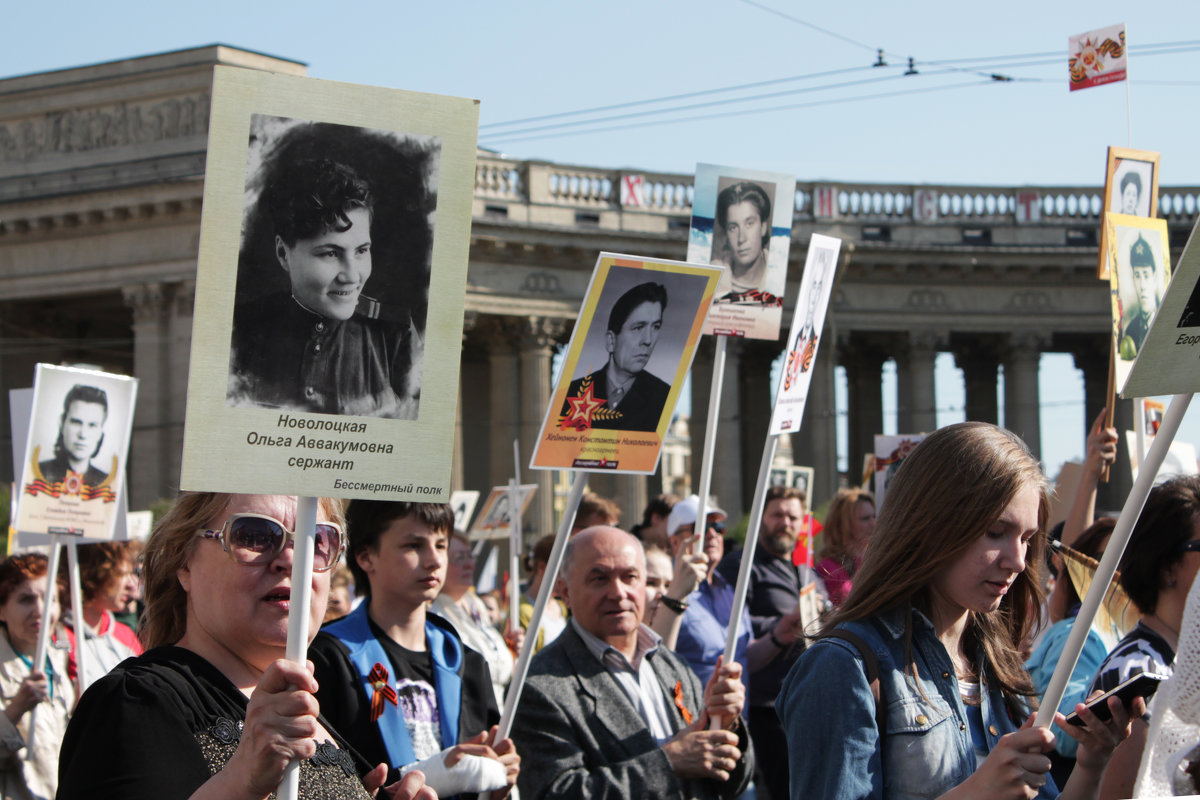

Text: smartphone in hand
xmin=1063 ymin=672 xmax=1167 ymax=728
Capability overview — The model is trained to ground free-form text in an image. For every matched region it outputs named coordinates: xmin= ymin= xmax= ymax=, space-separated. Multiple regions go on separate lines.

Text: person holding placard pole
xmin=57 ymin=540 xmax=143 ymax=692
xmin=309 ymin=501 xmax=518 ymax=799
xmin=0 ymin=553 xmax=73 ymax=800
xmin=511 ymin=525 xmax=752 ymax=800
xmin=56 ymin=492 xmax=435 ymax=800
xmin=778 ymin=423 xmax=1136 ymax=800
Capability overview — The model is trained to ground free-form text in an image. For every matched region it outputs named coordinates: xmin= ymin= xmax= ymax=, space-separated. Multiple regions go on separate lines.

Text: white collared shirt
xmin=571 ymin=618 xmax=678 ymax=743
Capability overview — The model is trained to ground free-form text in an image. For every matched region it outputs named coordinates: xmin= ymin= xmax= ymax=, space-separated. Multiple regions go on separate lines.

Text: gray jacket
xmin=512 ymin=624 xmax=753 ymax=800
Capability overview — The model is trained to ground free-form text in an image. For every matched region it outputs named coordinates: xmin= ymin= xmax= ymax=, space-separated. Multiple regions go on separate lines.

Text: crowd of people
xmin=4 ymin=416 xmax=1200 ymax=799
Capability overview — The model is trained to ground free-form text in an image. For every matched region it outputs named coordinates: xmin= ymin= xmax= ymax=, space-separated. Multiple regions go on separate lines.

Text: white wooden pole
xmin=694 ymin=337 xmax=728 ymax=555
xmin=277 ymin=495 xmax=318 ymax=800
xmin=1035 ymin=393 xmax=1192 ymax=728
xmin=496 ymin=471 xmax=588 ymax=740
xmin=65 ymin=539 xmax=87 ymax=695
xmin=710 ymin=435 xmax=779 ymax=730
xmin=25 ymin=538 xmax=62 ymax=758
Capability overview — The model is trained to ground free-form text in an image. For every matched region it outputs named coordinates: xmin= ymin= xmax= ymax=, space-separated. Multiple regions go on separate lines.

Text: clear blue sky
xmin=6 ymin=0 xmax=1200 ymax=482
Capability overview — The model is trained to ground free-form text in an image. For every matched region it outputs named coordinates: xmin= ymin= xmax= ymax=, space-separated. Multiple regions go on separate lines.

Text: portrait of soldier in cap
xmin=1119 ymin=233 xmax=1161 ymax=358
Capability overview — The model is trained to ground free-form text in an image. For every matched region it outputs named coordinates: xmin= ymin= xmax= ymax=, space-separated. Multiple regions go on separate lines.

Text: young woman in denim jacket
xmin=779 ymin=423 xmax=1139 ymax=800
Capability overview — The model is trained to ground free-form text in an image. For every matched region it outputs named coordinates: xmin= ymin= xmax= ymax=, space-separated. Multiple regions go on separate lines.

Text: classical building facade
xmin=3 ymin=46 xmax=1196 ymax=533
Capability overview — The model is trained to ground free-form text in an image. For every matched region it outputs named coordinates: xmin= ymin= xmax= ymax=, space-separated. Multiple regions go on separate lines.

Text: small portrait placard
xmin=769 ymin=234 xmax=842 ymax=434
xmin=468 ymin=485 xmax=537 ymax=541
xmin=873 ymin=434 xmax=927 ymax=512
xmin=1107 ymin=213 xmax=1171 ymax=394
xmin=686 ymin=163 xmax=796 ymax=339
xmin=531 ymin=253 xmax=722 ymax=475
xmin=1123 ymin=216 xmax=1200 ymax=399
xmin=180 ymin=66 xmax=478 ymax=501
xmin=1097 ymin=147 xmax=1159 ymax=279
xmin=15 ymin=365 xmax=137 ymax=540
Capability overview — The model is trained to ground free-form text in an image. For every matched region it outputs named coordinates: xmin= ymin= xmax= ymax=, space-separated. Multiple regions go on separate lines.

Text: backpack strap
xmin=824 ymin=628 xmax=886 ymax=738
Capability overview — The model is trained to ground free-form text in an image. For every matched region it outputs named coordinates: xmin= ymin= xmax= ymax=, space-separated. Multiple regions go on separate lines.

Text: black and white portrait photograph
xmin=686 ymin=162 xmax=796 ymax=340
xmin=1108 ymin=213 xmax=1170 ymax=392
xmin=1098 ymin=147 xmax=1160 ymax=279
xmin=533 ymin=253 xmax=721 ymax=474
xmin=225 ymin=114 xmax=439 ymax=419
xmin=181 ymin=67 xmax=477 ymax=501
xmin=560 ymin=265 xmax=711 ymax=433
xmin=17 ymin=364 xmax=137 ymax=539
xmin=710 ymin=177 xmax=777 ymax=299
xmin=1111 ymin=158 xmax=1154 ymax=218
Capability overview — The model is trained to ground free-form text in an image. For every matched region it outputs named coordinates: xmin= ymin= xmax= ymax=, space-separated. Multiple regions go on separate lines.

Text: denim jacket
xmin=778 ymin=606 xmax=1058 ymax=800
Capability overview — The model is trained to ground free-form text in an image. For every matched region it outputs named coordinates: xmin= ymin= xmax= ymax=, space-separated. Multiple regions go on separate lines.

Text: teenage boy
xmin=310 ymin=501 xmax=518 ymax=799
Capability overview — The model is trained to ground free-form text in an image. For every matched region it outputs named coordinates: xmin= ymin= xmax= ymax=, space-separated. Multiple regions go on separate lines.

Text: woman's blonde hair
xmin=140 ymin=493 xmax=346 ymax=650
xmin=817 ymin=487 xmax=875 ymax=567
xmin=825 ymin=422 xmax=1049 ymax=703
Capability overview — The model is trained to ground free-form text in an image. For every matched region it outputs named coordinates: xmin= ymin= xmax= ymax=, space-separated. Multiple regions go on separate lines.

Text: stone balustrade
xmin=473 ymin=151 xmax=1200 ymax=226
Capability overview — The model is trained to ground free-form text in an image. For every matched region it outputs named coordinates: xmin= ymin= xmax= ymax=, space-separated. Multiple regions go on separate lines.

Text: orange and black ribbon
xmin=673 ymin=680 xmax=693 ymax=725
xmin=368 ymin=662 xmax=398 ymax=723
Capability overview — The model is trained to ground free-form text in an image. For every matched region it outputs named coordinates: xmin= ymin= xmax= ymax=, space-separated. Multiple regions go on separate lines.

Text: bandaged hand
xmin=399 ymin=747 xmax=508 ymax=796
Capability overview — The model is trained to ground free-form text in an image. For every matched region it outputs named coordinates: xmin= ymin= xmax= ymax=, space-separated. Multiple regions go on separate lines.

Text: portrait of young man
xmin=1118 ymin=233 xmax=1162 ymax=359
xmin=560 ymin=281 xmax=672 ymax=432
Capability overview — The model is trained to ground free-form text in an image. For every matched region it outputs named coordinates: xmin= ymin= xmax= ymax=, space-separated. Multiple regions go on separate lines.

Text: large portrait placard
xmin=1123 ymin=215 xmax=1200 ymax=398
xmin=1097 ymin=147 xmax=1159 ymax=279
xmin=531 ymin=253 xmax=721 ymax=475
xmin=180 ymin=66 xmax=478 ymax=501
xmin=768 ymin=234 xmax=842 ymax=434
xmin=1107 ymin=213 xmax=1171 ymax=394
xmin=15 ymin=365 xmax=137 ymax=540
xmin=687 ymin=163 xmax=796 ymax=339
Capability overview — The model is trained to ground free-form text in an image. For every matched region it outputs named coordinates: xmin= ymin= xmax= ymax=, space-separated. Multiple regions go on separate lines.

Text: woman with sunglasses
xmin=779 ymin=423 xmax=1137 ymax=800
xmin=56 ymin=493 xmax=434 ymax=800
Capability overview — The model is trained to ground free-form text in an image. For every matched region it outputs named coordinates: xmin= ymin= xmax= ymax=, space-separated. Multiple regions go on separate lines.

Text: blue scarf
xmin=324 ymin=602 xmax=463 ymax=768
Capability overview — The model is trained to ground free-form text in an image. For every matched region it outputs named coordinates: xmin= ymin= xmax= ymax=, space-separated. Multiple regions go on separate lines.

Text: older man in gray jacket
xmin=512 ymin=526 xmax=753 ymax=800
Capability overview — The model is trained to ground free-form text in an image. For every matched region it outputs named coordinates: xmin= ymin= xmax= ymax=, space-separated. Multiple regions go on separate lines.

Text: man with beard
xmin=717 ymin=486 xmax=828 ymax=800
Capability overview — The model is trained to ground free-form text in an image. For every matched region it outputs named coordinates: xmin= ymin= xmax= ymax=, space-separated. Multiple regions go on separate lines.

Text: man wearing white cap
xmin=656 ymin=496 xmax=752 ymax=690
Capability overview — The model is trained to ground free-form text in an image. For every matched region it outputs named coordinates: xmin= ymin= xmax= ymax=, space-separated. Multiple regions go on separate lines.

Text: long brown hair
xmin=817 ymin=487 xmax=875 ymax=566
xmin=824 ymin=422 xmax=1049 ymax=704
xmin=140 ymin=493 xmax=346 ymax=650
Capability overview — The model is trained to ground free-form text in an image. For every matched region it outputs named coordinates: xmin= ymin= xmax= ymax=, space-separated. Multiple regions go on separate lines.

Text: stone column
xmin=482 ymin=316 xmax=521 ymax=499
xmin=738 ymin=340 xmax=777 ymax=514
xmin=896 ymin=331 xmax=942 ymax=433
xmin=952 ymin=335 xmax=1002 ymax=424
xmin=121 ymin=283 xmax=169 ymax=508
xmin=713 ymin=339 xmax=744 ymax=518
xmin=841 ymin=333 xmax=888 ymax=483
xmin=1072 ymin=338 xmax=1131 ymax=514
xmin=166 ymin=281 xmax=194 ymax=498
xmin=457 ymin=315 xmax=492 ymax=495
xmin=518 ymin=316 xmax=565 ymax=537
xmin=791 ymin=328 xmax=838 ymax=506
xmin=1003 ymin=332 xmax=1046 ymax=459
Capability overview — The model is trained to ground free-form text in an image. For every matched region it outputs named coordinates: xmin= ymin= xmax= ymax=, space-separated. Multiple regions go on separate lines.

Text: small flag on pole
xmin=1069 ymin=23 xmax=1127 ymax=91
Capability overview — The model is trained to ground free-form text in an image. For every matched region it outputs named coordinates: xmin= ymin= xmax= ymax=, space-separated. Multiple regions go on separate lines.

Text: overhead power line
xmin=483 ymin=79 xmax=991 ymax=146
